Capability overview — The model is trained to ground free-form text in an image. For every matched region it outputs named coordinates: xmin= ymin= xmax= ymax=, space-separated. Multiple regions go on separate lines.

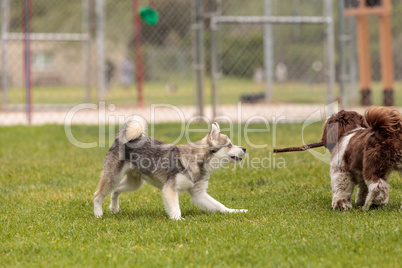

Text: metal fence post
xmin=324 ymin=0 xmax=335 ymax=105
xmin=349 ymin=17 xmax=358 ymax=105
xmin=210 ymin=0 xmax=221 ymax=119
xmin=82 ymin=0 xmax=91 ymax=103
xmin=264 ymin=0 xmax=273 ymax=102
xmin=210 ymin=20 xmax=218 ymax=119
xmin=23 ymin=0 xmax=32 ymax=124
xmin=338 ymin=0 xmax=346 ymax=109
xmin=95 ymin=0 xmax=106 ymax=102
xmin=192 ymin=0 xmax=205 ymax=117
xmin=134 ymin=0 xmax=144 ymax=108
xmin=1 ymin=0 xmax=10 ymax=108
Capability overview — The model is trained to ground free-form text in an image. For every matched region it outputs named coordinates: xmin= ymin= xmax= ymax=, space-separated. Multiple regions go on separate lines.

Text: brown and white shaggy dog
xmin=326 ymin=106 xmax=402 ymax=210
xmin=274 ymin=106 xmax=401 ymax=210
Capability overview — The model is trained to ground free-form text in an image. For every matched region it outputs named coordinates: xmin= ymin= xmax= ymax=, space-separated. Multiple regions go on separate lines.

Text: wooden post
xmin=344 ymin=0 xmax=394 ymax=107
xmin=356 ymin=15 xmax=371 ymax=106
xmin=378 ymin=5 xmax=394 ymax=106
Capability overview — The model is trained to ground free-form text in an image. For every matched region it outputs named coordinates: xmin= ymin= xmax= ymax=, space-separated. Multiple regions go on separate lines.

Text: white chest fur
xmin=175 ymin=174 xmax=195 ymax=191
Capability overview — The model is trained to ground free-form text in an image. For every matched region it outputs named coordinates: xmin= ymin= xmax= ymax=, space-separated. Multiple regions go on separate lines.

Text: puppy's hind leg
xmin=110 ymin=171 xmax=144 ymax=213
xmin=94 ymin=165 xmax=127 ymax=218
xmin=331 ymin=171 xmax=355 ymax=210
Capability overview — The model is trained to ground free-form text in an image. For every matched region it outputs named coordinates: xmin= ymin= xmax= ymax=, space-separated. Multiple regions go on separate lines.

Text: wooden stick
xmin=273 ymin=142 xmax=324 ymax=153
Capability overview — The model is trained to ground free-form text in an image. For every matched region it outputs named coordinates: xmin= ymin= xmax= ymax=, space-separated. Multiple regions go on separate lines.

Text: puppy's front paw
xmin=94 ymin=211 xmax=103 ymax=218
xmin=94 ymin=198 xmax=104 ymax=218
xmin=171 ymin=215 xmax=185 ymax=221
xmin=94 ymin=207 xmax=103 ymax=218
xmin=225 ymin=208 xmax=248 ymax=213
xmin=234 ymin=209 xmax=248 ymax=213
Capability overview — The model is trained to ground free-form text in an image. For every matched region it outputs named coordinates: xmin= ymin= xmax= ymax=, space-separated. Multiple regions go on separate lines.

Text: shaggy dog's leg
xmin=363 ymin=179 xmax=389 ymax=210
xmin=188 ymin=181 xmax=247 ymax=213
xmin=331 ymin=171 xmax=354 ymax=210
xmin=162 ymin=181 xmax=182 ymax=220
xmin=110 ymin=171 xmax=144 ymax=213
xmin=355 ymin=182 xmax=368 ymax=206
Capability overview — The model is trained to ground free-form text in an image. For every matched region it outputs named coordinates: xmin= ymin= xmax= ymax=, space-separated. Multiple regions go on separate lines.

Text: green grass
xmin=0 ymin=123 xmax=401 ymax=267
xmin=4 ymin=78 xmax=402 ymax=107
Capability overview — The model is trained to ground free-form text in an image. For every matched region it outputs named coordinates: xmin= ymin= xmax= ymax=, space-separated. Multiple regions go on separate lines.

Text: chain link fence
xmin=1 ymin=0 xmax=89 ymax=109
xmin=0 ymin=0 xmax=401 ymax=124
xmin=212 ymin=0 xmax=402 ymax=107
xmin=103 ymin=0 xmax=193 ymax=106
xmin=213 ymin=0 xmax=331 ymax=107
xmin=0 ymin=0 xmax=195 ymax=112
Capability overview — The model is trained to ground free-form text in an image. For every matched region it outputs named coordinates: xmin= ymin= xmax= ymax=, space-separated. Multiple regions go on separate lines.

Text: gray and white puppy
xmin=94 ymin=117 xmax=247 ymax=220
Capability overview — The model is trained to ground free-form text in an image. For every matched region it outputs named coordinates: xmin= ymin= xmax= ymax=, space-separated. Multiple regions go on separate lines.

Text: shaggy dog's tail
xmin=365 ymin=106 xmax=401 ymax=138
xmin=118 ymin=115 xmax=148 ymax=144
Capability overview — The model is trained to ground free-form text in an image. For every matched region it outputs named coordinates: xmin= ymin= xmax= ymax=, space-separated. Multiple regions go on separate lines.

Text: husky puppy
xmin=94 ymin=117 xmax=247 ymax=220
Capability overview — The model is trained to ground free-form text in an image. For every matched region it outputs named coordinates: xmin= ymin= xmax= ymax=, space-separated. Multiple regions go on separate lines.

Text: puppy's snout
xmin=241 ymin=147 xmax=246 ymax=153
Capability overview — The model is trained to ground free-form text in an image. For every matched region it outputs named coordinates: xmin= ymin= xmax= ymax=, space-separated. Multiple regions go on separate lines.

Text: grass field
xmin=0 ymin=123 xmax=401 ymax=267
xmin=3 ymin=79 xmax=402 ymax=107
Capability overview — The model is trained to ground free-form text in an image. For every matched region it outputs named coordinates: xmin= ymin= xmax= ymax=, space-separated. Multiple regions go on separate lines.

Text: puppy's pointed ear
xmin=208 ymin=123 xmax=220 ymax=141
xmin=214 ymin=122 xmax=220 ymax=131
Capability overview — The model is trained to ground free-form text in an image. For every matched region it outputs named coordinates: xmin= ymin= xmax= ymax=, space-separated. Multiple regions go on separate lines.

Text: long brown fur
xmin=320 ymin=110 xmax=367 ymax=153
xmin=330 ymin=106 xmax=401 ymax=210
xmin=365 ymin=106 xmax=402 ymax=138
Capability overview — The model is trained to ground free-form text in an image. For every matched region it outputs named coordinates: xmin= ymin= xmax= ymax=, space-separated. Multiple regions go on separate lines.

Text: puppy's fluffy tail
xmin=118 ymin=115 xmax=148 ymax=144
xmin=365 ymin=106 xmax=401 ymax=137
